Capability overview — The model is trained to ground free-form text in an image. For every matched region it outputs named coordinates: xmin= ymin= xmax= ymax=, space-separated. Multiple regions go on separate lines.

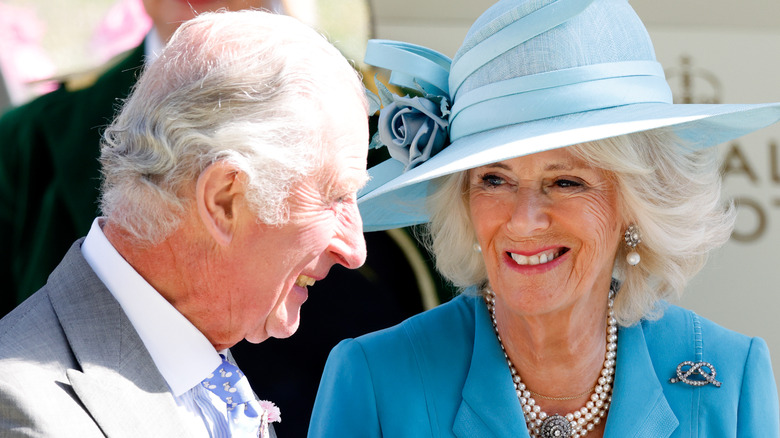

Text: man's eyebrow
xmin=328 ymin=170 xmax=369 ymax=197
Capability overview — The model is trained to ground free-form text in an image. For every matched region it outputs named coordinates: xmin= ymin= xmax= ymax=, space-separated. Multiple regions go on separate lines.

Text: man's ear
xmin=196 ymin=161 xmax=243 ymax=246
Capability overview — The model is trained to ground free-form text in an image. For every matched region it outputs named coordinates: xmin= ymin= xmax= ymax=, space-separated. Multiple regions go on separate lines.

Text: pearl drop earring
xmin=473 ymin=243 xmax=482 ymax=253
xmin=624 ymin=224 xmax=641 ymax=266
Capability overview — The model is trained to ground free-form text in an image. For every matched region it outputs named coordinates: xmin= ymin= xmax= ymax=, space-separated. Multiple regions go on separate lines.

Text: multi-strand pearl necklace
xmin=484 ymin=288 xmax=617 ymax=438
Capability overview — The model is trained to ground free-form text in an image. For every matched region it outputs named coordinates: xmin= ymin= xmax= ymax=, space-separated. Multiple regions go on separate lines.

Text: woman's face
xmin=468 ymin=147 xmax=623 ymax=316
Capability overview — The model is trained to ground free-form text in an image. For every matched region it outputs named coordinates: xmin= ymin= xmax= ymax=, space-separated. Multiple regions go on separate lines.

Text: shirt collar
xmin=82 ymin=218 xmax=221 ymax=396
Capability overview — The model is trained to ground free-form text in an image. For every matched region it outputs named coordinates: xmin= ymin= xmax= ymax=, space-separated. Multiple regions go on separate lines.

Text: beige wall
xmin=369 ymin=0 xmax=477 ymax=57
xmin=370 ymin=0 xmax=780 ymax=395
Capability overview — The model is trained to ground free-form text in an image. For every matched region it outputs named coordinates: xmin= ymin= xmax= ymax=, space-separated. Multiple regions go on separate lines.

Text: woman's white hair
xmin=426 ymin=129 xmax=735 ymax=326
xmin=99 ymin=10 xmax=366 ymax=244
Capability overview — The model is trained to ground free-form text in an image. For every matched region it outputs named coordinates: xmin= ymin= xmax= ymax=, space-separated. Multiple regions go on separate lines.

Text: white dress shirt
xmin=82 ymin=218 xmax=234 ymax=436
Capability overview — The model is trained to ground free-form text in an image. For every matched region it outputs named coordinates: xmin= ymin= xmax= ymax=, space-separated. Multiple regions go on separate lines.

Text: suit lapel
xmin=604 ymin=323 xmax=678 ymax=438
xmin=48 ymin=241 xmax=199 ymax=437
xmin=453 ymin=298 xmax=530 ymax=438
xmin=67 ymin=367 xmax=199 ymax=437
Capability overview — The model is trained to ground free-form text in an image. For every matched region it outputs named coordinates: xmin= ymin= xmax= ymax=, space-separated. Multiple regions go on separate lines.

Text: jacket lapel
xmin=48 ymin=241 xmax=200 ymax=437
xmin=453 ymin=298 xmax=530 ymax=438
xmin=604 ymin=322 xmax=678 ymax=438
xmin=453 ymin=296 xmax=679 ymax=438
xmin=67 ymin=367 xmax=199 ymax=437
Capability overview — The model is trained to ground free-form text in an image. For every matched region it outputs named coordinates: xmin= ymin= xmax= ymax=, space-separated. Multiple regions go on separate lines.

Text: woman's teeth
xmin=295 ymin=275 xmax=316 ymax=287
xmin=510 ymin=250 xmax=560 ymax=266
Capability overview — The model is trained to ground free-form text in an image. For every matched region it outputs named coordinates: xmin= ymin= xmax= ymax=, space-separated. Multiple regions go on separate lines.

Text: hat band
xmin=449 ymin=61 xmax=673 ymax=141
xmin=449 ymin=0 xmax=596 ymax=99
xmin=364 ymin=39 xmax=451 ymax=96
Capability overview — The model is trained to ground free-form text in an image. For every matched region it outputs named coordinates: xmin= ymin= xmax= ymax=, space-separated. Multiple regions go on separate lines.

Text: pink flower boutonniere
xmin=258 ymin=400 xmax=281 ymax=438
xmin=259 ymin=400 xmax=281 ymax=423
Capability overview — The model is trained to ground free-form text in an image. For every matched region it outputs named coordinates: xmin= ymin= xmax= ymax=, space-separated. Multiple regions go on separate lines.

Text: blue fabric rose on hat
xmin=368 ymin=79 xmax=450 ymax=171
xmin=377 ymin=96 xmax=448 ymax=171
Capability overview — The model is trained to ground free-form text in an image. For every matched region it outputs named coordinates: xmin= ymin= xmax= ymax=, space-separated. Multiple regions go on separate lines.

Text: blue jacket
xmin=309 ymin=294 xmax=778 ymax=437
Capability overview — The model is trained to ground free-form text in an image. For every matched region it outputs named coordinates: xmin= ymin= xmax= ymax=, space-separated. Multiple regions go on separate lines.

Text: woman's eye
xmin=554 ymin=178 xmax=583 ymax=188
xmin=481 ymin=174 xmax=505 ymax=187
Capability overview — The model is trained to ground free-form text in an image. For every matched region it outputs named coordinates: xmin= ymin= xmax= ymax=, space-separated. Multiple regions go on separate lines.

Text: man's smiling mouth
xmin=295 ymin=275 xmax=316 ymax=287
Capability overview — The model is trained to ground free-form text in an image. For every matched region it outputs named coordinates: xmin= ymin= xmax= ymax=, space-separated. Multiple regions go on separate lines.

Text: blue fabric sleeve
xmin=736 ymin=337 xmax=779 ymax=437
xmin=308 ymin=339 xmax=382 ymax=438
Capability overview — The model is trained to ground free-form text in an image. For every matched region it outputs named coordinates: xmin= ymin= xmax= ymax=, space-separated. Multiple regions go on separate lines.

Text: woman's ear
xmin=196 ymin=161 xmax=243 ymax=246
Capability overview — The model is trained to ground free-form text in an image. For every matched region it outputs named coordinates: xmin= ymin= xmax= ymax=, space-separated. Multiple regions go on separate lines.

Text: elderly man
xmin=0 ymin=10 xmax=367 ymax=438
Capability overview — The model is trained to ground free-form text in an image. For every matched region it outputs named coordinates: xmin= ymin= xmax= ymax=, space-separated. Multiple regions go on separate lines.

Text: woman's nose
xmin=505 ymin=188 xmax=551 ymax=236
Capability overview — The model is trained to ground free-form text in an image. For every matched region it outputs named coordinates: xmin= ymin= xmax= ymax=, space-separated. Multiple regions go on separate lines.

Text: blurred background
xmin=1 ymin=0 xmax=778 ymax=421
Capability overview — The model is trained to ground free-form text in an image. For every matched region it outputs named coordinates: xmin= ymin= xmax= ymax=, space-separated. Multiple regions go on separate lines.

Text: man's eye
xmin=333 ymin=193 xmax=355 ymax=204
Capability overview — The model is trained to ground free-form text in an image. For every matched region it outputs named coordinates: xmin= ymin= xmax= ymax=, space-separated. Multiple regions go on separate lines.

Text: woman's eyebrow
xmin=480 ymin=162 xmax=579 ymax=171
xmin=544 ymin=162 xmax=577 ymax=171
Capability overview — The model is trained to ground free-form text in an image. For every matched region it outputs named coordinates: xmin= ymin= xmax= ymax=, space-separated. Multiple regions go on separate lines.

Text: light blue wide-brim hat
xmin=359 ymin=0 xmax=780 ymax=232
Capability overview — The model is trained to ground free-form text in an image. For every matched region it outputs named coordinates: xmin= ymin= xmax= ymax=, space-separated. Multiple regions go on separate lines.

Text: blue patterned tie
xmin=201 ymin=355 xmax=262 ymax=436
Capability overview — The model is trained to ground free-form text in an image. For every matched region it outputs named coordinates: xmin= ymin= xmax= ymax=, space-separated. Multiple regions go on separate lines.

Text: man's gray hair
xmin=99 ymin=10 xmax=366 ymax=244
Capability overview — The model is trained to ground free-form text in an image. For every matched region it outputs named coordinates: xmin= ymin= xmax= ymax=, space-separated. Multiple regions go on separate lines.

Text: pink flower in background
xmin=0 ymin=3 xmax=57 ymax=103
xmin=90 ymin=0 xmax=152 ymax=63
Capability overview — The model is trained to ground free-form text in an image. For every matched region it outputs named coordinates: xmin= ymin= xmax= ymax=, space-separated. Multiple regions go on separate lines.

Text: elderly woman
xmin=308 ymin=0 xmax=780 ymax=437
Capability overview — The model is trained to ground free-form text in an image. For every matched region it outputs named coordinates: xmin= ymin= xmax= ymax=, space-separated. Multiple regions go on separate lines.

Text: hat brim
xmin=358 ymin=102 xmax=780 ymax=231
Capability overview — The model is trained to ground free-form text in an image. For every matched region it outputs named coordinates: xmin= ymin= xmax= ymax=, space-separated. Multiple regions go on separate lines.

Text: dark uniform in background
xmin=0 ymin=42 xmax=451 ymax=437
xmin=0 ymin=45 xmax=145 ymax=311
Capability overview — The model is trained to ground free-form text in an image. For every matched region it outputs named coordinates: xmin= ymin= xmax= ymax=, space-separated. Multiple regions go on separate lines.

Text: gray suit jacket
xmin=0 ymin=239 xmax=213 ymax=436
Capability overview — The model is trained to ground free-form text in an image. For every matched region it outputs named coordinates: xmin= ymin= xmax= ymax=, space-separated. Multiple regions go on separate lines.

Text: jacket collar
xmin=604 ymin=322 xmax=678 ymax=438
xmin=47 ymin=240 xmax=202 ymax=437
xmin=454 ymin=297 xmax=678 ymax=438
xmin=454 ymin=297 xmax=530 ymax=438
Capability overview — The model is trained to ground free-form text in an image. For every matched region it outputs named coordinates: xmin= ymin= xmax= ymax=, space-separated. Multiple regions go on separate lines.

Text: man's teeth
xmin=510 ymin=250 xmax=560 ymax=266
xmin=295 ymin=275 xmax=316 ymax=287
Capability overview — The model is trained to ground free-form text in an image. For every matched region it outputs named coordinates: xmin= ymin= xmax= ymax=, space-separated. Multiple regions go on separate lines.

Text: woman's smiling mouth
xmin=508 ymin=248 xmax=568 ymax=266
